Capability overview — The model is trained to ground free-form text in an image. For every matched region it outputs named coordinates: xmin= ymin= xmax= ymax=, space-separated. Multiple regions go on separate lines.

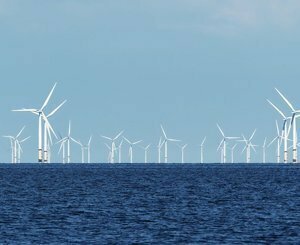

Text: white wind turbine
xmin=3 ymin=126 xmax=30 ymax=163
xmin=267 ymin=99 xmax=290 ymax=163
xmin=140 ymin=144 xmax=151 ymax=163
xmin=262 ymin=138 xmax=267 ymax=163
xmin=101 ymin=131 xmax=123 ymax=164
xmin=178 ymin=144 xmax=188 ymax=164
xmin=123 ymin=137 xmax=142 ymax=163
xmin=268 ymin=121 xmax=282 ymax=163
xmin=275 ymin=88 xmax=300 ymax=163
xmin=12 ymin=83 xmax=65 ymax=163
xmin=200 ymin=136 xmax=206 ymax=163
xmin=57 ymin=121 xmax=77 ymax=163
xmin=161 ymin=125 xmax=180 ymax=163
xmin=72 ymin=137 xmax=92 ymax=163
xmin=239 ymin=129 xmax=257 ymax=163
xmin=217 ymin=124 xmax=239 ymax=163
xmin=16 ymin=136 xmax=31 ymax=163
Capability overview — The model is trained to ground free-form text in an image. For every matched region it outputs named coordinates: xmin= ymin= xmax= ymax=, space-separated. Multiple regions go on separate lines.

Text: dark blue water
xmin=1 ymin=164 xmax=300 ymax=244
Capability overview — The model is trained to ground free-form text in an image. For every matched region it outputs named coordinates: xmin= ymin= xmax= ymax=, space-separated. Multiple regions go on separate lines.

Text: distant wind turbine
xmin=123 ymin=137 xmax=142 ymax=163
xmin=161 ymin=125 xmax=180 ymax=163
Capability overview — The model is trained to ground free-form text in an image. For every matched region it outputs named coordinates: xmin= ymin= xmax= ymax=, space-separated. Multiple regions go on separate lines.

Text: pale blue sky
xmin=0 ymin=0 xmax=300 ymax=163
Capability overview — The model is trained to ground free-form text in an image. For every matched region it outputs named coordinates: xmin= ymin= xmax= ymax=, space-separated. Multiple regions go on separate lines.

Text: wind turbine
xmin=16 ymin=136 xmax=31 ymax=163
xmin=57 ymin=121 xmax=77 ymax=163
xmin=178 ymin=144 xmax=187 ymax=164
xmin=12 ymin=83 xmax=65 ymax=163
xmin=268 ymin=121 xmax=282 ymax=163
xmin=267 ymin=99 xmax=290 ymax=163
xmin=140 ymin=144 xmax=151 ymax=163
xmin=72 ymin=136 xmax=92 ymax=163
xmin=262 ymin=137 xmax=267 ymax=163
xmin=161 ymin=125 xmax=180 ymax=163
xmin=3 ymin=126 xmax=29 ymax=163
xmin=275 ymin=88 xmax=300 ymax=163
xmin=123 ymin=137 xmax=142 ymax=163
xmin=217 ymin=124 xmax=239 ymax=163
xmin=101 ymin=131 xmax=123 ymax=164
xmin=200 ymin=136 xmax=206 ymax=163
xmin=239 ymin=129 xmax=257 ymax=163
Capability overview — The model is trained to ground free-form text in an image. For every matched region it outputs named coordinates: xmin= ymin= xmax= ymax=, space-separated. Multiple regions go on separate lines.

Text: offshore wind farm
xmin=2 ymin=1 xmax=300 ymax=244
xmin=2 ymin=82 xmax=300 ymax=164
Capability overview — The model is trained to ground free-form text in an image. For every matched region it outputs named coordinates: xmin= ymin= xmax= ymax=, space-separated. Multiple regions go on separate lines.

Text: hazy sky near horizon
xmin=1 ymin=0 xmax=300 ymax=163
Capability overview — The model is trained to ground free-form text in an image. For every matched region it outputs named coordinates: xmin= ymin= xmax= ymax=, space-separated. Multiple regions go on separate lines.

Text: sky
xmin=0 ymin=0 xmax=300 ymax=163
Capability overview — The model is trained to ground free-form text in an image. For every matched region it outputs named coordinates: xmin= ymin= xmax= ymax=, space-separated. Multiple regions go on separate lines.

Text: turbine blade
xmin=133 ymin=140 xmax=142 ymax=145
xmin=267 ymin=99 xmax=286 ymax=119
xmin=19 ymin=136 xmax=31 ymax=143
xmin=88 ymin=136 xmax=92 ymax=146
xmin=123 ymin=136 xmax=131 ymax=144
xmin=12 ymin=108 xmax=37 ymax=112
xmin=114 ymin=130 xmax=124 ymax=141
xmin=16 ymin=126 xmax=25 ymax=138
xmin=42 ymin=113 xmax=57 ymax=139
xmin=68 ymin=120 xmax=71 ymax=136
xmin=249 ymin=129 xmax=256 ymax=142
xmin=268 ymin=137 xmax=277 ymax=148
xmin=216 ymin=124 xmax=225 ymax=137
xmin=160 ymin=125 xmax=167 ymax=139
xmin=275 ymin=88 xmax=296 ymax=112
xmin=71 ymin=137 xmax=81 ymax=146
xmin=276 ymin=120 xmax=280 ymax=136
xmin=168 ymin=138 xmax=181 ymax=142
xmin=101 ymin=135 xmax=113 ymax=141
xmin=217 ymin=139 xmax=224 ymax=151
xmin=47 ymin=100 xmax=67 ymax=118
xmin=41 ymin=82 xmax=57 ymax=111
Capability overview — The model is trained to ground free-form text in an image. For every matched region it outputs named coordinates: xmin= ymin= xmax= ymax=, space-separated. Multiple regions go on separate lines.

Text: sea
xmin=0 ymin=163 xmax=300 ymax=244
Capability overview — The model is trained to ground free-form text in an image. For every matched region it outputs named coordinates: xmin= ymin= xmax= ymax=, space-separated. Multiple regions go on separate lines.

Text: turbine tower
xmin=179 ymin=144 xmax=187 ymax=164
xmin=268 ymin=121 xmax=282 ymax=163
xmin=140 ymin=144 xmax=151 ymax=163
xmin=262 ymin=138 xmax=267 ymax=163
xmin=217 ymin=124 xmax=239 ymax=163
xmin=157 ymin=137 xmax=163 ymax=163
xmin=116 ymin=140 xmax=123 ymax=163
xmin=200 ymin=137 xmax=206 ymax=163
xmin=161 ymin=125 xmax=180 ymax=163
